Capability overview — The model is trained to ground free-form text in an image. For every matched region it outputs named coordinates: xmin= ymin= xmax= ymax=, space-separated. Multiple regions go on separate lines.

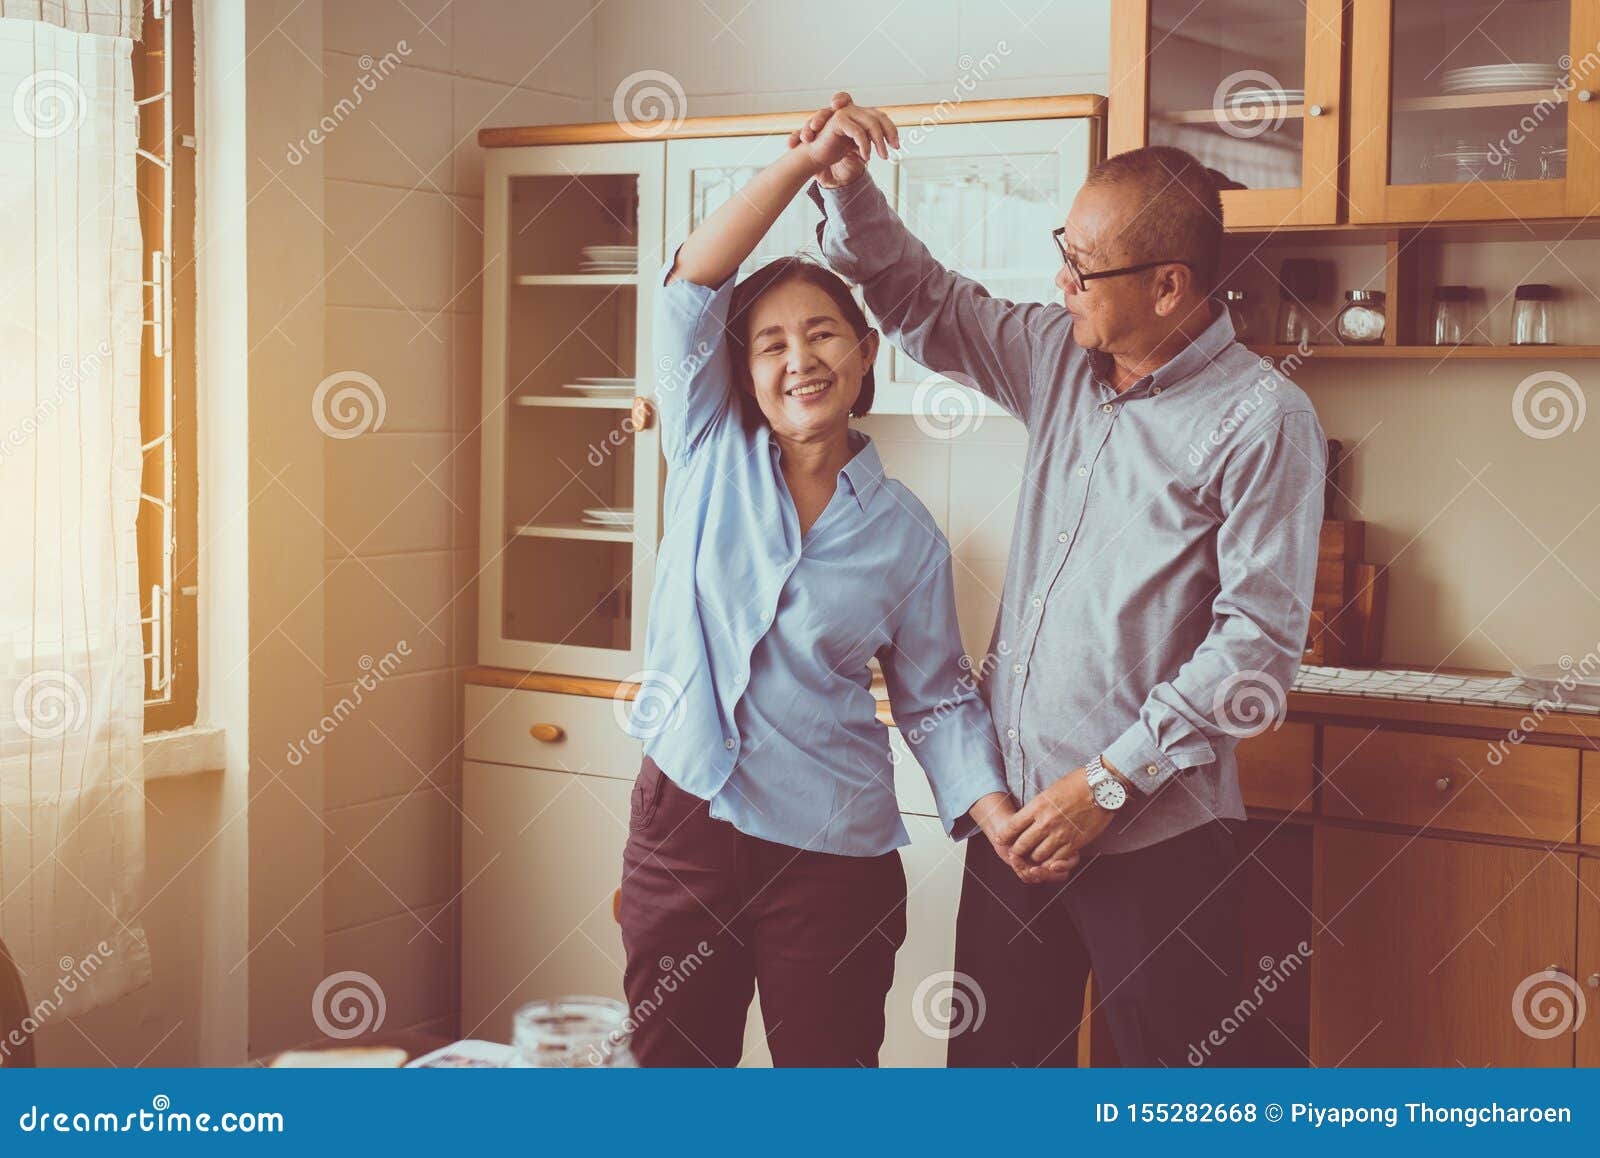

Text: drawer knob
xmin=631 ymin=396 xmax=655 ymax=430
xmin=1578 ymin=89 xmax=1594 ymax=103
xmin=1434 ymin=776 xmax=1452 ymax=793
xmin=1307 ymin=103 xmax=1325 ymax=118
xmin=529 ymin=723 xmax=565 ymax=743
xmin=1587 ymin=972 xmax=1599 ymax=989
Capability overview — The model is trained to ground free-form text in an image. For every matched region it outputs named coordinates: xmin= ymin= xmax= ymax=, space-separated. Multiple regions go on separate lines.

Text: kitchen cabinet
xmin=1235 ymin=722 xmax=1316 ymax=812
xmin=1348 ymin=0 xmax=1600 ymax=223
xmin=460 ymin=760 xmax=633 ymax=1043
xmin=478 ymin=140 xmax=664 ymax=679
xmin=1312 ymin=826 xmax=1579 ymax=1066
xmin=478 ymin=97 xmax=1103 ymax=679
xmin=1109 ymin=0 xmax=1347 ymax=227
xmin=1577 ymin=857 xmax=1600 ymax=1067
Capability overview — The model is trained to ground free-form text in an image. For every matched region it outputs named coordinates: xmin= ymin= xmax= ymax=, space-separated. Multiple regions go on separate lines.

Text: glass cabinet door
xmin=1351 ymin=0 xmax=1583 ymax=221
xmin=1112 ymin=0 xmax=1344 ymax=226
xmin=478 ymin=141 xmax=663 ymax=679
xmin=879 ymin=117 xmax=1092 ymax=412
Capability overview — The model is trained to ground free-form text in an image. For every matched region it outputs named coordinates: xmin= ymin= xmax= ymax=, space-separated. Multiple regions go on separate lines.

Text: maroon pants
xmin=618 ymin=757 xmax=907 ymax=1067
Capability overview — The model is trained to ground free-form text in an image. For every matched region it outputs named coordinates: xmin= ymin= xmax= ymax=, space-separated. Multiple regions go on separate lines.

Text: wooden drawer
xmin=464 ymin=684 xmax=641 ymax=780
xmin=1236 ymin=723 xmax=1315 ymax=813
xmin=1321 ymin=726 xmax=1578 ymax=841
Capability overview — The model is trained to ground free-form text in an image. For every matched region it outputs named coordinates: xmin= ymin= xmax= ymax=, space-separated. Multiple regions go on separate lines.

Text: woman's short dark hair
xmin=724 ymin=255 xmax=876 ymax=423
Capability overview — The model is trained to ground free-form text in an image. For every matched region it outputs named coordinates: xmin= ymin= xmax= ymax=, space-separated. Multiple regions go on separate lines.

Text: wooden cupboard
xmin=1112 ymin=0 xmax=1600 ymax=226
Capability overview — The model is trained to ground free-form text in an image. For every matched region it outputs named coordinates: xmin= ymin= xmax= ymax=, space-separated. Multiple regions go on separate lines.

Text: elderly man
xmin=792 ymin=95 xmax=1325 ymax=1067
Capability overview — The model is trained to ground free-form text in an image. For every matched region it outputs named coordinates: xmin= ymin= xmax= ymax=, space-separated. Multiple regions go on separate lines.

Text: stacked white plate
xmin=581 ymin=506 xmax=634 ymax=529
xmin=561 ymin=377 xmax=635 ymax=399
xmin=1440 ymin=63 xmax=1563 ymax=94
xmin=580 ymin=244 xmax=637 ymax=273
xmin=1221 ymin=86 xmax=1303 ymax=112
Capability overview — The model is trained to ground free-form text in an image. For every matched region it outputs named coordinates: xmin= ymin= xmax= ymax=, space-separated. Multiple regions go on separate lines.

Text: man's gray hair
xmin=1083 ymin=146 xmax=1224 ymax=296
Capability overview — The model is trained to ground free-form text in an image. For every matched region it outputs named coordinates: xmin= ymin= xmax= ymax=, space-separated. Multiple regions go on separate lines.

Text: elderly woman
xmin=617 ymin=104 xmax=1074 ymax=1067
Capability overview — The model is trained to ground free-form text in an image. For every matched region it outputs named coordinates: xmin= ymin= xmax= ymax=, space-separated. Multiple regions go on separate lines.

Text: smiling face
xmin=740 ymin=277 xmax=878 ymax=440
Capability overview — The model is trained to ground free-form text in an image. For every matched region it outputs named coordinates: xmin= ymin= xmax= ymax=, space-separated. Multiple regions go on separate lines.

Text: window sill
xmin=143 ymin=725 xmax=227 ymax=782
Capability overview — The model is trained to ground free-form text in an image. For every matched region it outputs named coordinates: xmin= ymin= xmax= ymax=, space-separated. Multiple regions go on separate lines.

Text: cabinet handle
xmin=529 ymin=723 xmax=565 ymax=743
xmin=1587 ymin=972 xmax=1599 ymax=989
xmin=1578 ymin=90 xmax=1594 ymax=103
xmin=630 ymin=396 xmax=654 ymax=430
xmin=1307 ymin=103 xmax=1325 ymax=118
xmin=1434 ymin=776 xmax=1452 ymax=793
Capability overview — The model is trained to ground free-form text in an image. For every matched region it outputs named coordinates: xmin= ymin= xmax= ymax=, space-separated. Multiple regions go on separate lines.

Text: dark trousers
xmin=949 ymin=818 xmax=1252 ymax=1067
xmin=618 ymin=757 xmax=907 ymax=1067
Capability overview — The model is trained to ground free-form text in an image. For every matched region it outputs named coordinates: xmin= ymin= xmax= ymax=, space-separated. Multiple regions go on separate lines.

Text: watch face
xmin=1096 ymin=777 xmax=1127 ymax=810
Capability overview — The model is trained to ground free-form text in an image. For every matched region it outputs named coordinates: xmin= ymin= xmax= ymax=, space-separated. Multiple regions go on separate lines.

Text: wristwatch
xmin=1084 ymin=754 xmax=1128 ymax=812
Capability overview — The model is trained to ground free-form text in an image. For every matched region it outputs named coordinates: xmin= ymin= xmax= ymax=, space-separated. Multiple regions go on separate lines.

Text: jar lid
xmin=1223 ymin=289 xmax=1247 ymax=301
xmin=1345 ymin=289 xmax=1385 ymax=303
xmin=1514 ymin=283 xmax=1557 ymax=301
xmin=1432 ymin=284 xmax=1472 ymax=301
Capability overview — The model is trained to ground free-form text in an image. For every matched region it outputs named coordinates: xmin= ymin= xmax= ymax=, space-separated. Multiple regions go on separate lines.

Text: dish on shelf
xmin=580 ymin=507 xmax=634 ymax=528
xmin=1515 ymin=663 xmax=1600 ymax=708
xmin=561 ymin=382 xmax=635 ymax=398
xmin=576 ymin=376 xmax=634 ymax=384
xmin=1439 ymin=63 xmax=1563 ymax=94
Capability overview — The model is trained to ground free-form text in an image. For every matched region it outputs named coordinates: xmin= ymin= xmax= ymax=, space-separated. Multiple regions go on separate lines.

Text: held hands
xmin=968 ymin=791 xmax=1082 ymax=886
xmin=785 ymin=91 xmax=899 ymax=189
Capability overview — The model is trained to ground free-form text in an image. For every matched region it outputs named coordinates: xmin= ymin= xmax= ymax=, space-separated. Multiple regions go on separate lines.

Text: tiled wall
xmin=309 ymin=0 xmax=1110 ymax=1042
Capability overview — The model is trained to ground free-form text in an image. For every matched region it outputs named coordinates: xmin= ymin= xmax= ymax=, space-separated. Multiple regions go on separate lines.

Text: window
xmin=134 ymin=0 xmax=197 ymax=731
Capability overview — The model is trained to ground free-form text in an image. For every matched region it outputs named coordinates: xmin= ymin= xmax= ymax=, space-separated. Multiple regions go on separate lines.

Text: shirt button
xmin=1057 ymin=531 xmax=1068 ymax=543
xmin=1011 ymin=663 xmax=1023 ymax=675
xmin=1031 ymin=596 xmax=1042 ymax=608
xmin=724 ymin=737 xmax=736 ymax=750
xmin=1077 ymin=465 xmax=1088 ymax=477
xmin=1006 ymin=728 xmax=1017 ymax=739
xmin=733 ymin=673 xmax=745 ymax=685
xmin=1152 ymin=385 xmax=1163 ymax=395
xmin=1101 ymin=403 xmax=1114 ymax=414
xmin=1146 ymin=764 xmax=1158 ymax=774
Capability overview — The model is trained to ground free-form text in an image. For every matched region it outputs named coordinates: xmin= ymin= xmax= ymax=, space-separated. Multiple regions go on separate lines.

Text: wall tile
xmin=320 ymin=51 xmax=453 ymax=191
xmin=325 ymin=433 xmax=456 ymax=558
xmin=326 ymin=181 xmax=455 ymax=312
xmin=324 ymin=792 xmax=459 ymax=931
xmin=325 ymin=551 xmax=454 ymax=674
xmin=325 ymin=306 xmax=452 ymax=432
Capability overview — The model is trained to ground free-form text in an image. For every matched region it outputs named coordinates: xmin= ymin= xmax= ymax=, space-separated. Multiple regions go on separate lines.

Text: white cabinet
xmin=460 ymin=759 xmax=634 ymax=1042
xmin=478 ymin=141 xmax=665 ymax=679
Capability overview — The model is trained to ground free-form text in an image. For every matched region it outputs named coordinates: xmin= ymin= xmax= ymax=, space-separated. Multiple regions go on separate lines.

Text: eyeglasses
xmin=1052 ymin=226 xmax=1196 ymax=295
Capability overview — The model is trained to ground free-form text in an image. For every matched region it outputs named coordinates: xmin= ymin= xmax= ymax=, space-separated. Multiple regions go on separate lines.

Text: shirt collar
xmin=766 ymin=426 xmax=884 ymax=512
xmin=1087 ymin=298 xmax=1237 ymax=398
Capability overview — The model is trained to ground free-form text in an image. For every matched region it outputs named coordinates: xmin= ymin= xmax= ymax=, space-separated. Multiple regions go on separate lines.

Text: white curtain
xmin=0 ymin=6 xmax=150 ymax=1023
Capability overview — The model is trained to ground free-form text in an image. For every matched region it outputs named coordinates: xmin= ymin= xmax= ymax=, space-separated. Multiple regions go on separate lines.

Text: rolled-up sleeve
xmin=1103 ymin=410 xmax=1326 ymax=795
xmin=880 ymin=538 xmax=1009 ymax=837
xmin=808 ymin=177 xmax=1070 ymax=426
xmin=652 ymin=252 xmax=738 ymax=466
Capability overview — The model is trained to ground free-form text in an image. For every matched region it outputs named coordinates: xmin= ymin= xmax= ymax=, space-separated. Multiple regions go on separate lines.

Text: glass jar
xmin=1510 ymin=283 xmax=1559 ymax=345
xmin=511 ymin=997 xmax=636 ymax=1068
xmin=1334 ymin=290 xmax=1386 ymax=345
xmin=1429 ymin=284 xmax=1476 ymax=346
xmin=1274 ymin=258 xmax=1319 ymax=345
xmin=1222 ymin=289 xmax=1252 ymax=341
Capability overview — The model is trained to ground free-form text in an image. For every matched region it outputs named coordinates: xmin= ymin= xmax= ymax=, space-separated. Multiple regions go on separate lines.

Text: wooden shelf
xmin=1252 ymin=343 xmax=1600 ymax=359
xmin=1154 ymin=102 xmax=1306 ymax=126
xmin=515 ymin=395 xmax=633 ymax=409
xmin=514 ymin=274 xmax=637 ymax=286
xmin=510 ymin=522 xmax=633 ymax=543
xmin=1394 ymin=88 xmax=1565 ymax=113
